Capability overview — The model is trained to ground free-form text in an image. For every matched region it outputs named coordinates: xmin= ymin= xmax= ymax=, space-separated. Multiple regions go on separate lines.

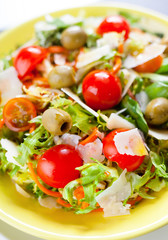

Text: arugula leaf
xmin=0 ymin=57 xmax=12 ymax=71
xmin=65 ymin=104 xmax=97 ymax=134
xmin=121 ymin=95 xmax=148 ymax=135
xmin=146 ymin=176 xmax=166 ymax=192
xmin=145 ymin=82 xmax=168 ymax=99
xmin=156 ymin=58 xmax=168 ymax=74
xmin=15 ymin=123 xmax=54 ymax=166
xmin=138 ymin=188 xmax=155 ymax=199
xmin=150 ymin=151 xmax=168 ymax=178
xmin=46 ymin=18 xmax=69 ymax=28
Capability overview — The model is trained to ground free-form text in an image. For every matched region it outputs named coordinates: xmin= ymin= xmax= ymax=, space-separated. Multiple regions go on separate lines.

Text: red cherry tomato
xmin=134 ymin=55 xmax=163 ymax=73
xmin=37 ymin=144 xmax=83 ymax=188
xmin=3 ymin=98 xmax=37 ymax=132
xmin=97 ymin=15 xmax=130 ymax=40
xmin=14 ymin=46 xmax=47 ymax=79
xmin=82 ymin=70 xmax=122 ymax=110
xmin=103 ymin=129 xmax=145 ymax=172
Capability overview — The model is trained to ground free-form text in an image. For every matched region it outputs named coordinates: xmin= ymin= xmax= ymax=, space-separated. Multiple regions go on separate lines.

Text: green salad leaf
xmin=156 ymin=58 xmax=168 ymax=74
xmin=119 ymin=11 xmax=141 ymax=25
xmin=145 ymin=82 xmax=168 ymax=99
xmin=121 ymin=95 xmax=148 ymax=135
xmin=63 ymin=162 xmax=118 ymax=213
xmin=15 ymin=119 xmax=54 ymax=166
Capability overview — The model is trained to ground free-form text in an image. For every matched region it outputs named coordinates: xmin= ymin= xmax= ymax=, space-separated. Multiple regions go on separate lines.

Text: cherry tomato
xmin=103 ymin=129 xmax=145 ymax=172
xmin=82 ymin=70 xmax=122 ymax=110
xmin=134 ymin=55 xmax=163 ymax=73
xmin=14 ymin=46 xmax=47 ymax=79
xmin=3 ymin=98 xmax=37 ymax=132
xmin=37 ymin=144 xmax=83 ymax=188
xmin=97 ymin=15 xmax=130 ymax=40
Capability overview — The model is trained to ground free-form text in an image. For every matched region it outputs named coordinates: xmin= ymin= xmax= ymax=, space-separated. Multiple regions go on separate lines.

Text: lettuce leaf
xmin=15 ymin=119 xmax=54 ymax=166
xmin=156 ymin=58 xmax=168 ymax=74
xmin=63 ymin=162 xmax=118 ymax=213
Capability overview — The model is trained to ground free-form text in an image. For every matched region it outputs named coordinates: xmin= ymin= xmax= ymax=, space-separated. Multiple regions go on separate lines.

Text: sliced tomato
xmin=103 ymin=129 xmax=145 ymax=172
xmin=37 ymin=144 xmax=83 ymax=188
xmin=96 ymin=15 xmax=130 ymax=40
xmin=14 ymin=46 xmax=47 ymax=79
xmin=3 ymin=98 xmax=37 ymax=132
xmin=134 ymin=55 xmax=163 ymax=73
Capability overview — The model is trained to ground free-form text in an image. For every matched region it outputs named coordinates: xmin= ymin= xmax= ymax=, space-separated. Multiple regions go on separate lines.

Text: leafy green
xmin=150 ymin=151 xmax=168 ymax=178
xmin=0 ymin=126 xmax=24 ymax=144
xmin=101 ymin=50 xmax=117 ymax=60
xmin=15 ymin=121 xmax=54 ymax=166
xmin=132 ymin=77 xmax=143 ymax=94
xmin=86 ymin=33 xmax=101 ymax=48
xmin=156 ymin=58 xmax=168 ymax=74
xmin=63 ymin=162 xmax=118 ymax=213
xmin=121 ymin=95 xmax=148 ymax=135
xmin=65 ymin=104 xmax=97 ymax=134
xmin=138 ymin=188 xmax=155 ymax=199
xmin=145 ymin=82 xmax=168 ymax=99
xmin=46 ymin=18 xmax=69 ymax=28
xmin=119 ymin=11 xmax=141 ymax=25
xmin=146 ymin=176 xmax=166 ymax=192
xmin=50 ymin=97 xmax=72 ymax=108
xmin=140 ymin=73 xmax=168 ymax=83
xmin=0 ymin=57 xmax=12 ymax=71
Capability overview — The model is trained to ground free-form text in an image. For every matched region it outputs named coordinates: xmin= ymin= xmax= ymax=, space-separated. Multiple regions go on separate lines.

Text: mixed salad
xmin=0 ymin=12 xmax=168 ymax=217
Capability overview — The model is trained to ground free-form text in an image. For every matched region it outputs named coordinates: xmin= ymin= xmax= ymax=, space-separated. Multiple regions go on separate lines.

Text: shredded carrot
xmin=105 ymin=171 xmax=111 ymax=177
xmin=91 ymin=208 xmax=103 ymax=213
xmin=56 ymin=198 xmax=72 ymax=208
xmin=79 ymin=128 xmax=99 ymax=146
xmin=47 ymin=46 xmax=67 ymax=54
xmin=151 ymin=165 xmax=155 ymax=173
xmin=29 ymin=123 xmax=36 ymax=134
xmin=127 ymin=89 xmax=137 ymax=100
xmin=81 ymin=202 xmax=89 ymax=209
xmin=118 ymin=43 xmax=124 ymax=54
xmin=111 ymin=56 xmax=122 ymax=75
xmin=27 ymin=162 xmax=62 ymax=198
xmin=74 ymin=186 xmax=85 ymax=200
xmin=0 ymin=119 xmax=4 ymax=129
xmin=127 ymin=195 xmax=142 ymax=206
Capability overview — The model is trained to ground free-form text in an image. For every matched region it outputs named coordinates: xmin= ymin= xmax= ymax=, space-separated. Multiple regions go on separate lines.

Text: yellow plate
xmin=0 ymin=3 xmax=168 ymax=240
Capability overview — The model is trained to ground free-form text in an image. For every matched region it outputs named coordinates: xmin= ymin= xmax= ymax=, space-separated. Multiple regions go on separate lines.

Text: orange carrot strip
xmin=0 ymin=119 xmax=4 ymax=129
xmin=29 ymin=123 xmax=36 ymax=134
xmin=91 ymin=208 xmax=103 ymax=213
xmin=79 ymin=128 xmax=99 ymax=146
xmin=118 ymin=43 xmax=124 ymax=54
xmin=27 ymin=162 xmax=62 ymax=198
xmin=48 ymin=46 xmax=67 ymax=54
xmin=81 ymin=202 xmax=89 ymax=209
xmin=74 ymin=186 xmax=85 ymax=200
xmin=111 ymin=56 xmax=122 ymax=75
xmin=127 ymin=195 xmax=142 ymax=206
xmin=56 ymin=198 xmax=72 ymax=208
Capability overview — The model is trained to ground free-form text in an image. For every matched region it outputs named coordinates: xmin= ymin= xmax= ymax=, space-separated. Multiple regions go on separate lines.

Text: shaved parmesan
xmin=61 ymin=88 xmax=98 ymax=117
xmin=77 ymin=139 xmax=105 ymax=164
xmin=136 ymin=91 xmax=149 ymax=113
xmin=76 ymin=45 xmax=110 ymax=68
xmin=38 ymin=197 xmax=61 ymax=209
xmin=97 ymin=32 xmax=124 ymax=49
xmin=0 ymin=67 xmax=22 ymax=106
xmin=15 ymin=183 xmax=31 ymax=198
xmin=54 ymin=133 xmax=81 ymax=147
xmin=96 ymin=169 xmax=131 ymax=217
xmin=0 ymin=139 xmax=20 ymax=166
xmin=149 ymin=129 xmax=168 ymax=140
xmin=121 ymin=69 xmax=138 ymax=97
xmin=114 ymin=129 xmax=148 ymax=156
xmin=124 ymin=44 xmax=166 ymax=69
xmin=107 ymin=113 xmax=135 ymax=130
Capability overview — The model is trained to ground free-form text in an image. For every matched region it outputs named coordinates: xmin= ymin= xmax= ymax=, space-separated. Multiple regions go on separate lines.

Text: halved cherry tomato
xmin=97 ymin=15 xmax=130 ymax=40
xmin=3 ymin=98 xmax=37 ymax=132
xmin=103 ymin=129 xmax=145 ymax=172
xmin=134 ymin=55 xmax=163 ymax=73
xmin=14 ymin=46 xmax=47 ymax=79
xmin=82 ymin=70 xmax=122 ymax=110
xmin=37 ymin=144 xmax=83 ymax=188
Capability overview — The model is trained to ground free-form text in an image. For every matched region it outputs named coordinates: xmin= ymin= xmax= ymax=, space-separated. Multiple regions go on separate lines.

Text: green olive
xmin=61 ymin=26 xmax=87 ymax=50
xmin=145 ymin=97 xmax=168 ymax=125
xmin=48 ymin=65 xmax=76 ymax=89
xmin=42 ymin=108 xmax=72 ymax=135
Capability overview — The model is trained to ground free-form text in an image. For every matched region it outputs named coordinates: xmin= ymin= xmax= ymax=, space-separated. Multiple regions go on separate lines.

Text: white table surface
xmin=0 ymin=0 xmax=167 ymax=239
